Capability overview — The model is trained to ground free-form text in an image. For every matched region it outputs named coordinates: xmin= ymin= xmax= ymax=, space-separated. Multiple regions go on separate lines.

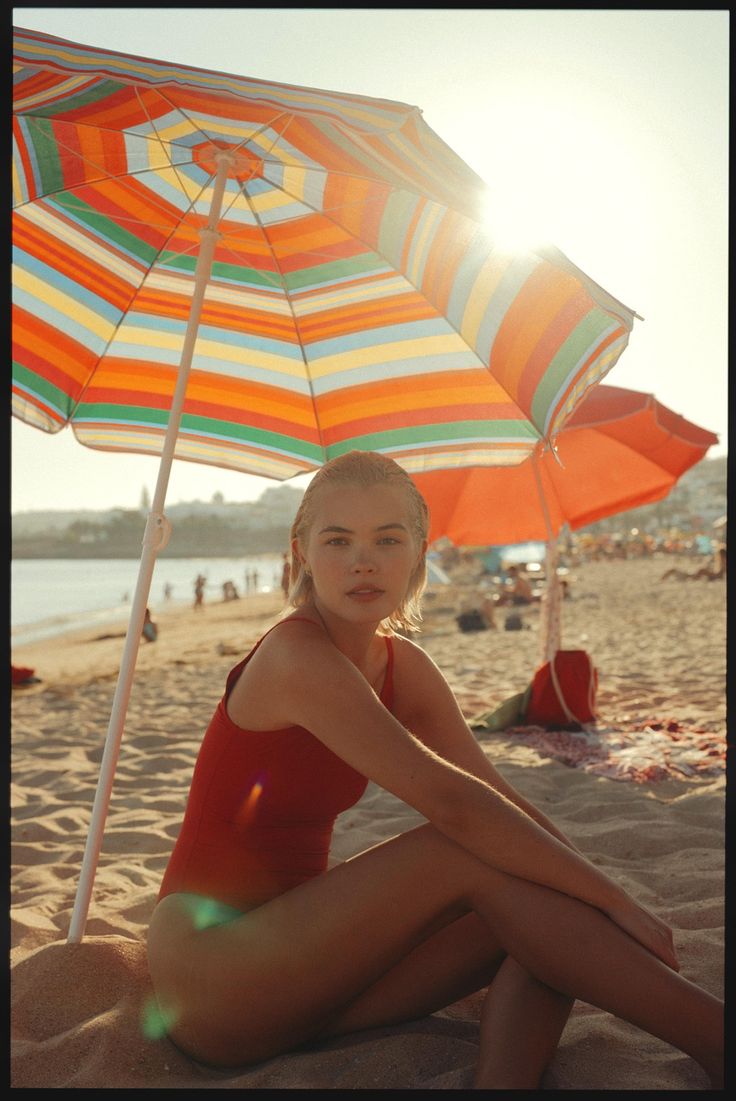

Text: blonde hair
xmin=288 ymin=451 xmax=429 ymax=633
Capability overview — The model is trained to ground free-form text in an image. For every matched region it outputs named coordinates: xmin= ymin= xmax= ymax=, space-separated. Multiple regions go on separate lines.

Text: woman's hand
xmin=605 ymin=894 xmax=680 ymax=971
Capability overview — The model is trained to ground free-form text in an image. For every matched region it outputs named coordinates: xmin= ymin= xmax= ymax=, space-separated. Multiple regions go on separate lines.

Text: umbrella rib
xmin=14 ymin=117 xmax=175 ymax=223
xmin=201 ymin=113 xmax=312 ymax=291
xmin=134 ymin=95 xmax=317 ymax=272
xmin=15 ymin=113 xmax=212 ymax=425
xmin=17 ymin=112 xmax=212 ymax=239
xmin=15 ymin=95 xmax=298 ymax=252
xmin=214 ymin=110 xmax=300 ymax=227
xmin=17 ymin=168 xmax=203 ymax=423
xmin=48 ymin=162 xmax=219 ymax=422
xmin=131 ymin=82 xmax=298 ymax=203
xmin=17 ymin=110 xmax=197 ymax=199
xmin=231 ymin=171 xmax=329 ymax=462
xmin=17 ymin=101 xmax=465 ymax=256
xmin=58 ymin=228 xmax=194 ymax=424
xmin=131 ymin=83 xmax=207 ymax=207
xmin=126 ymin=85 xmax=242 ymax=268
xmin=128 ymin=85 xmax=286 ymax=271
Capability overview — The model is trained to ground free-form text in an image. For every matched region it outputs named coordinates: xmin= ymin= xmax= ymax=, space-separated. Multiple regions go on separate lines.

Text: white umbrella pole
xmin=530 ymin=452 xmax=561 ymax=665
xmin=67 ymin=153 xmax=234 ymax=944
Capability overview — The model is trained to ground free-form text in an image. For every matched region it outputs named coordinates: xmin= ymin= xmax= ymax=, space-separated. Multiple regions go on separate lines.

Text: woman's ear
xmin=292 ymin=538 xmax=310 ymax=576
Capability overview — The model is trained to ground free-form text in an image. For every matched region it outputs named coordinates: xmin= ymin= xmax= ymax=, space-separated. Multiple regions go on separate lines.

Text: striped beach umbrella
xmin=12 ymin=26 xmax=638 ymax=941
xmin=13 ymin=26 xmax=637 ymax=479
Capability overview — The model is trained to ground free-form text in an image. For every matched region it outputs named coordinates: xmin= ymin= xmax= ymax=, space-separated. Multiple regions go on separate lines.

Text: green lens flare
xmin=140 ymin=996 xmax=179 ymax=1040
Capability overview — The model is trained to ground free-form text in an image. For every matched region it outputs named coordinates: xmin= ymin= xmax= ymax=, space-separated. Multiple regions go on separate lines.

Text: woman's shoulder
xmin=389 ymin=631 xmax=438 ymax=670
xmin=389 ymin=632 xmax=448 ymax=716
xmin=226 ymin=614 xmax=330 ymax=729
xmin=253 ymin=613 xmax=327 ymax=663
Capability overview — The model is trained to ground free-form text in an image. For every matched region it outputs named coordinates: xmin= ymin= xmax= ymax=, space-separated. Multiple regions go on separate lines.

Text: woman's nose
xmin=350 ymin=547 xmax=377 ymax=571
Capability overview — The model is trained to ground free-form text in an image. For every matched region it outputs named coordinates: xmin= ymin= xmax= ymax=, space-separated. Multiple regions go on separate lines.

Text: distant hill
xmin=11 ymin=484 xmax=304 ymax=558
xmin=11 ymin=456 xmax=726 ymax=556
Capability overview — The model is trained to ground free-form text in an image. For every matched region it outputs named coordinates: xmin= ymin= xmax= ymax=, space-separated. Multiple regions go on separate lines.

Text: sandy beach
xmin=10 ymin=556 xmax=726 ymax=1089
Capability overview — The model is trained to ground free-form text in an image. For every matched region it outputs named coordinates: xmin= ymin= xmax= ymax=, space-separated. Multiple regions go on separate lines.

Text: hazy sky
xmin=11 ymin=7 xmax=729 ymax=512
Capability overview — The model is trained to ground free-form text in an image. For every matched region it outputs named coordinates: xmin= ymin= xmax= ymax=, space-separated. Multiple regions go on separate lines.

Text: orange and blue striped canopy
xmin=13 ymin=26 xmax=638 ymax=480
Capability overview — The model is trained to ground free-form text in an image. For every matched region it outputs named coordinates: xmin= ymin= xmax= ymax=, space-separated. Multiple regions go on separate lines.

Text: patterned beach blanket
xmin=477 ymin=717 xmax=726 ymax=784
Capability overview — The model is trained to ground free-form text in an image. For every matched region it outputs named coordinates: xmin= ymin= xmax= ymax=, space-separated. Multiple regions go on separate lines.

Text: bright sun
xmin=480 ymin=185 xmax=553 ymax=254
xmin=475 ymin=97 xmax=606 ymax=255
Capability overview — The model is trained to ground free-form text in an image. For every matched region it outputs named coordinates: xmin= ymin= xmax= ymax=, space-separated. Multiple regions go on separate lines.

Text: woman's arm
xmin=391 ymin=637 xmax=581 ymax=851
xmin=253 ymin=623 xmax=675 ymax=968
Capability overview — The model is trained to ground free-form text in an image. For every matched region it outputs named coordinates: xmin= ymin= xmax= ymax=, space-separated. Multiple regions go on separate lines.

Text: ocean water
xmin=11 ymin=555 xmax=285 ymax=648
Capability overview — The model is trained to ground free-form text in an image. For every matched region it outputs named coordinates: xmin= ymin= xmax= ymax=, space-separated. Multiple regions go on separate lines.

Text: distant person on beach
xmin=280 ymin=553 xmax=291 ymax=599
xmin=496 ymin=564 xmax=538 ymax=606
xmin=148 ymin=451 xmax=723 ymax=1088
xmin=142 ymin=608 xmax=158 ymax=643
xmin=163 ymin=583 xmax=173 ymax=601
xmin=660 ymin=545 xmax=726 ymax=583
xmin=193 ymin=574 xmax=206 ymax=610
xmin=509 ymin=564 xmax=535 ymax=603
xmin=222 ymin=581 xmax=239 ymax=602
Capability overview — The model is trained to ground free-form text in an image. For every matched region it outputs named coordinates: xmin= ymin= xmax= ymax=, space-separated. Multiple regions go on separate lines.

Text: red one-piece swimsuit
xmin=158 ymin=619 xmax=394 ymax=912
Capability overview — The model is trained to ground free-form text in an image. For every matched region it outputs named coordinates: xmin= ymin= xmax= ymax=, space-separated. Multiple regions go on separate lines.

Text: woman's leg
xmin=147 ymin=823 xmax=722 ymax=1083
xmin=316 ymin=912 xmax=574 ymax=1089
xmin=472 ymin=958 xmax=574 ymax=1089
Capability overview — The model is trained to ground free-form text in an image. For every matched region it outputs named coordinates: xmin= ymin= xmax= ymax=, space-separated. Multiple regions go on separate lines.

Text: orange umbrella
xmin=413 ymin=385 xmax=718 ymax=546
xmin=413 ymin=385 xmax=718 ymax=659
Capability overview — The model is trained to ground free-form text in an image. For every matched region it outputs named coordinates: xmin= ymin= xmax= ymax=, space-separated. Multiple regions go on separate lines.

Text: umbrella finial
xmin=543 ymin=437 xmax=566 ymax=469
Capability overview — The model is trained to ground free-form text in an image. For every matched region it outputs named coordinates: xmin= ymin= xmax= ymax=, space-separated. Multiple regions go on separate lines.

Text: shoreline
xmin=11 ymin=589 xmax=286 ymax=687
xmin=10 ymin=588 xmax=282 ymax=651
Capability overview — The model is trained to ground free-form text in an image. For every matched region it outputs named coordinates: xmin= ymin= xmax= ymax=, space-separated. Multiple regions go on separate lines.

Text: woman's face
xmin=296 ymin=482 xmax=425 ymax=626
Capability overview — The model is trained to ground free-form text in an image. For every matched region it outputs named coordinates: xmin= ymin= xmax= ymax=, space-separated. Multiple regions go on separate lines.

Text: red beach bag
xmin=525 ymin=650 xmax=598 ymax=727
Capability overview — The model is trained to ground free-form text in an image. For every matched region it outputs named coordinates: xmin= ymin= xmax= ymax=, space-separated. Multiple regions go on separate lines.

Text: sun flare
xmin=475 ymin=98 xmax=597 ymax=256
xmin=480 ymin=187 xmax=551 ymax=255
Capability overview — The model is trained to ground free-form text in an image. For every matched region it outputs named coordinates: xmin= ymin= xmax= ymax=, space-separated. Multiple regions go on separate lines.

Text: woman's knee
xmin=393 ymin=822 xmax=514 ymax=917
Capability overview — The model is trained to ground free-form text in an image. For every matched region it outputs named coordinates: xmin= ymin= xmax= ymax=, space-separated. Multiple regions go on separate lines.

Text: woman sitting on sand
xmin=147 ymin=451 xmax=722 ymax=1088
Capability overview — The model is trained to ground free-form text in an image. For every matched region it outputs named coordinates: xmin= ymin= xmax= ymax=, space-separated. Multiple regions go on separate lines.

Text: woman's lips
xmin=347 ymin=586 xmax=384 ymax=602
